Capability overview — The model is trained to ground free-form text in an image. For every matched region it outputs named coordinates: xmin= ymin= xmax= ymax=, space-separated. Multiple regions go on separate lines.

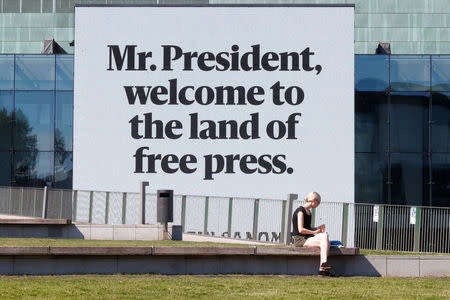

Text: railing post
xmin=227 ymin=197 xmax=233 ymax=237
xmin=376 ymin=205 xmax=384 ymax=250
xmin=280 ymin=200 xmax=286 ymax=244
xmin=59 ymin=190 xmax=63 ymax=219
xmin=140 ymin=181 xmax=149 ymax=224
xmin=203 ymin=196 xmax=209 ymax=234
xmin=72 ymin=190 xmax=78 ymax=221
xmin=341 ymin=203 xmax=349 ymax=247
xmin=283 ymin=193 xmax=297 ymax=245
xmin=20 ymin=188 xmax=24 ymax=216
xmin=122 ymin=192 xmax=127 ymax=224
xmin=413 ymin=207 xmax=422 ymax=252
xmin=8 ymin=187 xmax=12 ymax=214
xmin=105 ymin=192 xmax=110 ymax=224
xmin=88 ymin=191 xmax=93 ymax=223
xmin=33 ymin=189 xmax=37 ymax=217
xmin=42 ymin=186 xmax=48 ymax=219
xmin=252 ymin=199 xmax=259 ymax=240
xmin=181 ymin=195 xmax=186 ymax=232
xmin=311 ymin=207 xmax=316 ymax=227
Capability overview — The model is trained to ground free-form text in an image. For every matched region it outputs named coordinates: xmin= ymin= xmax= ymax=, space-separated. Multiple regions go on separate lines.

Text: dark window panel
xmin=390 ymin=153 xmax=429 ymax=206
xmin=159 ymin=0 xmax=207 ymax=4
xmin=431 ymin=154 xmax=450 ymax=208
xmin=54 ymin=152 xmax=72 ymax=189
xmin=431 ymin=55 xmax=450 ymax=92
xmin=3 ymin=0 xmax=20 ymax=13
xmin=355 ymin=153 xmax=388 ymax=204
xmin=56 ymin=55 xmax=74 ymax=91
xmin=0 ymin=152 xmax=12 ymax=186
xmin=55 ymin=0 xmax=74 ymax=13
xmin=15 ymin=55 xmax=55 ymax=91
xmin=73 ymin=1 xmax=105 ymax=6
xmin=355 ymin=92 xmax=388 ymax=152
xmin=0 ymin=91 xmax=13 ymax=151
xmin=14 ymin=91 xmax=55 ymax=151
xmin=22 ymin=0 xmax=41 ymax=13
xmin=355 ymin=55 xmax=389 ymax=92
xmin=432 ymin=92 xmax=450 ymax=153
xmin=43 ymin=0 xmax=54 ymax=13
xmin=0 ymin=55 xmax=14 ymax=90
xmin=390 ymin=56 xmax=431 ymax=92
xmin=390 ymin=92 xmax=430 ymax=153
xmin=13 ymin=151 xmax=54 ymax=188
xmin=56 ymin=91 xmax=73 ymax=151
xmin=108 ymin=0 xmax=157 ymax=3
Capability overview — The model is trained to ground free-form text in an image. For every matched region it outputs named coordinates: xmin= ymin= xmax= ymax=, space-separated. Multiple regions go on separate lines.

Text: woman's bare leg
xmin=303 ymin=233 xmax=330 ymax=268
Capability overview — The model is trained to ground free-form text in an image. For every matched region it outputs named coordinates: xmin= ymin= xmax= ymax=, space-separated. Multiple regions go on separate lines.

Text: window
xmin=15 ymin=55 xmax=55 ymax=90
xmin=390 ymin=56 xmax=430 ymax=92
xmin=355 ymin=55 xmax=389 ymax=92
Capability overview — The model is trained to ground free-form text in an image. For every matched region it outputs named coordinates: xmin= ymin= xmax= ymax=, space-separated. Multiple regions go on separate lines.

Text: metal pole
xmin=341 ymin=203 xmax=349 ymax=247
xmin=252 ymin=199 xmax=259 ymax=240
xmin=181 ymin=195 xmax=186 ymax=232
xmin=227 ymin=198 xmax=233 ymax=237
xmin=105 ymin=192 xmax=110 ymax=224
xmin=42 ymin=186 xmax=48 ymax=219
xmin=122 ymin=192 xmax=127 ymax=224
xmin=283 ymin=193 xmax=297 ymax=245
xmin=88 ymin=191 xmax=93 ymax=223
xmin=413 ymin=207 xmax=422 ymax=252
xmin=58 ymin=190 xmax=63 ymax=219
xmin=72 ymin=190 xmax=78 ymax=221
xmin=33 ymin=189 xmax=37 ymax=217
xmin=203 ymin=196 xmax=209 ymax=234
xmin=140 ymin=181 xmax=149 ymax=224
xmin=376 ymin=206 xmax=384 ymax=250
xmin=280 ymin=200 xmax=286 ymax=244
xmin=20 ymin=188 xmax=23 ymax=216
xmin=311 ymin=207 xmax=316 ymax=227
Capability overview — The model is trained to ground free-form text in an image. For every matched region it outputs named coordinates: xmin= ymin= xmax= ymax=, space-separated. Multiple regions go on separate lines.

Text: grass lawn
xmin=0 ymin=275 xmax=449 ymax=299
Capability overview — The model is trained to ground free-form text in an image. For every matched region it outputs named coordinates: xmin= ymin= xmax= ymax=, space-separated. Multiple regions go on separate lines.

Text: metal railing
xmin=0 ymin=186 xmax=72 ymax=219
xmin=1 ymin=186 xmax=449 ymax=253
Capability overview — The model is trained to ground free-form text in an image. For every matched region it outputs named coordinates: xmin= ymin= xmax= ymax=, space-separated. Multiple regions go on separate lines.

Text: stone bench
xmin=0 ymin=246 xmax=359 ymax=256
xmin=0 ymin=218 xmax=73 ymax=239
xmin=0 ymin=218 xmax=71 ymax=225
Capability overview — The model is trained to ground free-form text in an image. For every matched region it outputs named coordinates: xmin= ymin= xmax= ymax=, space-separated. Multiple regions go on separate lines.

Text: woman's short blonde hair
xmin=305 ymin=191 xmax=321 ymax=204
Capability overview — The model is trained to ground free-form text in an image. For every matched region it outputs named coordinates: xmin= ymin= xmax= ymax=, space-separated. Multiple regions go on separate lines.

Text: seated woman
xmin=292 ymin=191 xmax=332 ymax=276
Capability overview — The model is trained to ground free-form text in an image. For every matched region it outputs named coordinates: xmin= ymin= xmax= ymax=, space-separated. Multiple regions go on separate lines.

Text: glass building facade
xmin=0 ymin=54 xmax=73 ymax=189
xmin=355 ymin=55 xmax=450 ymax=207
xmin=0 ymin=54 xmax=448 ymax=207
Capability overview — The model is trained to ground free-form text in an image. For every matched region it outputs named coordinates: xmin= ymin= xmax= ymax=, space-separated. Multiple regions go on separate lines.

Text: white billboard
xmin=74 ymin=5 xmax=354 ymax=201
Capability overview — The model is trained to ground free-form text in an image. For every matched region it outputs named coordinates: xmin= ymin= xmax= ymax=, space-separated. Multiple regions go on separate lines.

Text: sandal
xmin=318 ymin=270 xmax=335 ymax=277
xmin=320 ymin=262 xmax=332 ymax=270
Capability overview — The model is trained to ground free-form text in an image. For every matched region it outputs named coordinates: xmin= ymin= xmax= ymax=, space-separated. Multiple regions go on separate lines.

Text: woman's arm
xmin=297 ymin=211 xmax=321 ymax=235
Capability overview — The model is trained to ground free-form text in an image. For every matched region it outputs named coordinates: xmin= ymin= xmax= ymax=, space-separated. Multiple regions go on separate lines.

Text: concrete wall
xmin=0 ymin=254 xmax=448 ymax=276
xmin=0 ymin=223 xmax=179 ymax=240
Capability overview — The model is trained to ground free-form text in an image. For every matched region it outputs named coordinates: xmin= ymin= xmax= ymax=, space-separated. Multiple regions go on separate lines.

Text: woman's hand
xmin=314 ymin=225 xmax=325 ymax=234
xmin=317 ymin=224 xmax=325 ymax=233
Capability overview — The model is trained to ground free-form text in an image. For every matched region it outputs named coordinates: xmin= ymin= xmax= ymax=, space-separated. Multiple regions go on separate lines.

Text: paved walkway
xmin=0 ymin=214 xmax=38 ymax=220
xmin=182 ymin=233 xmax=276 ymax=245
xmin=0 ymin=215 xmax=277 ymax=245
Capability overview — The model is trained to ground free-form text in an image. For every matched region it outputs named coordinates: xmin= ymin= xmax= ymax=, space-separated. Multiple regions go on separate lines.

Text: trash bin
xmin=171 ymin=225 xmax=182 ymax=241
xmin=157 ymin=190 xmax=173 ymax=223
